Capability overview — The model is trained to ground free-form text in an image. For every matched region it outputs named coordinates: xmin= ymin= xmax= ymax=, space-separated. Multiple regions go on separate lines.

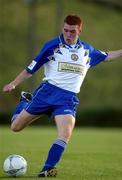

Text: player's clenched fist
xmin=3 ymin=83 xmax=15 ymax=92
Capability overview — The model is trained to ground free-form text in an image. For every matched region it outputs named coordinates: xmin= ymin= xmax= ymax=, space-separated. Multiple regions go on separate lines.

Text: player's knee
xmin=58 ymin=124 xmax=74 ymax=143
xmin=11 ymin=123 xmax=21 ymax=132
xmin=59 ymin=129 xmax=72 ymax=143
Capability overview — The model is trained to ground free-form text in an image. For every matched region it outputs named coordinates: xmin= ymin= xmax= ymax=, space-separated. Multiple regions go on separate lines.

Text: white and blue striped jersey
xmin=26 ymin=34 xmax=107 ymax=93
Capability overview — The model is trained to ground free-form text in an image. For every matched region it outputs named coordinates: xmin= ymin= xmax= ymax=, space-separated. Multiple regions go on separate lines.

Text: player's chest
xmin=53 ymin=47 xmax=89 ymax=66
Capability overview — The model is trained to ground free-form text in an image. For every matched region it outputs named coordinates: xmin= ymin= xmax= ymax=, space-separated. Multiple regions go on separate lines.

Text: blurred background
xmin=0 ymin=0 xmax=122 ymax=126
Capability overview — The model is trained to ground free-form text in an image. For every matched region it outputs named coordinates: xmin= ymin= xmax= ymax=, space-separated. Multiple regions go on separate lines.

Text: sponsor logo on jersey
xmin=86 ymin=57 xmax=91 ymax=64
xmin=48 ymin=55 xmax=55 ymax=61
xmin=64 ymin=109 xmax=72 ymax=113
xmin=84 ymin=49 xmax=89 ymax=56
xmin=54 ymin=48 xmax=62 ymax=55
xmin=59 ymin=43 xmax=66 ymax=48
xmin=58 ymin=62 xmax=84 ymax=75
xmin=69 ymin=49 xmax=78 ymax=53
xmin=71 ymin=54 xmax=79 ymax=61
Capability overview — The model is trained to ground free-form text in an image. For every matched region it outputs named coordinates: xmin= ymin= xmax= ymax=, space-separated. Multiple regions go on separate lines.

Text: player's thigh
xmin=54 ymin=114 xmax=76 ymax=142
xmin=11 ymin=109 xmax=39 ymax=131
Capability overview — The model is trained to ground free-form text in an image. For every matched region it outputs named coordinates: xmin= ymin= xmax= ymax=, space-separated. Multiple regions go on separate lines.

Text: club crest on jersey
xmin=71 ymin=54 xmax=79 ymax=61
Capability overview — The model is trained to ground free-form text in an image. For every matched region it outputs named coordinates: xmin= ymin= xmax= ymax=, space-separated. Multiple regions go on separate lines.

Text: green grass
xmin=0 ymin=0 xmax=122 ymax=112
xmin=0 ymin=126 xmax=122 ymax=180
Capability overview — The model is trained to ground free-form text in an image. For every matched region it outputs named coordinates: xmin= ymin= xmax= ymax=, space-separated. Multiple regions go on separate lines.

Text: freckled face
xmin=63 ymin=23 xmax=82 ymax=45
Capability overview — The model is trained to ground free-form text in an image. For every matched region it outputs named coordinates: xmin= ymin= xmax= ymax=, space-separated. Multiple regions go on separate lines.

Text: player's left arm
xmin=105 ymin=49 xmax=122 ymax=61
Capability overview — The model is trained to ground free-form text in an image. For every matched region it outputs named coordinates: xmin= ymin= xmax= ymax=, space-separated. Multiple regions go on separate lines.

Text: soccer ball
xmin=3 ymin=155 xmax=27 ymax=177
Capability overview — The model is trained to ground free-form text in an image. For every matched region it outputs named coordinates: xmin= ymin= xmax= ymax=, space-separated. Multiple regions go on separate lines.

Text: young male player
xmin=3 ymin=15 xmax=122 ymax=177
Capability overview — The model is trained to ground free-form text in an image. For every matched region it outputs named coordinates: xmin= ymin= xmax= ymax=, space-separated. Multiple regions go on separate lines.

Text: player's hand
xmin=3 ymin=83 xmax=15 ymax=93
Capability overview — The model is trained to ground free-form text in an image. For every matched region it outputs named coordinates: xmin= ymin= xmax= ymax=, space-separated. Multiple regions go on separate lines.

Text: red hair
xmin=64 ymin=15 xmax=82 ymax=26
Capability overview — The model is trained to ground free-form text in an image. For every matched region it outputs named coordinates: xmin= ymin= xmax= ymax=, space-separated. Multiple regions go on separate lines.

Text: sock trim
xmin=54 ymin=139 xmax=67 ymax=149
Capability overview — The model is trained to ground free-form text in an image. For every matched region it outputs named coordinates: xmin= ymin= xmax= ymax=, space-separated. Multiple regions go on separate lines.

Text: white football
xmin=3 ymin=154 xmax=27 ymax=177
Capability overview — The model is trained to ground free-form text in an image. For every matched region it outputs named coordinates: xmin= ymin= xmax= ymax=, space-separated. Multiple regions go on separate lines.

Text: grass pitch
xmin=0 ymin=126 xmax=122 ymax=180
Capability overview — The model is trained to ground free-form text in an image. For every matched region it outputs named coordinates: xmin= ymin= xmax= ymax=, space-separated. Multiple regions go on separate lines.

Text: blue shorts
xmin=25 ymin=81 xmax=79 ymax=117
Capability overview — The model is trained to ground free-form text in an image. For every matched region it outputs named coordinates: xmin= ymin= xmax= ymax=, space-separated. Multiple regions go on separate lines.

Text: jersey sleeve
xmin=26 ymin=43 xmax=50 ymax=74
xmin=26 ymin=37 xmax=60 ymax=74
xmin=89 ymin=48 xmax=108 ymax=67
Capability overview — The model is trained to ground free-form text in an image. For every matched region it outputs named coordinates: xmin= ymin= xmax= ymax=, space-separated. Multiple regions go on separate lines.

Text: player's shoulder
xmin=43 ymin=37 xmax=60 ymax=50
xmin=37 ymin=36 xmax=60 ymax=55
xmin=80 ymin=40 xmax=94 ymax=51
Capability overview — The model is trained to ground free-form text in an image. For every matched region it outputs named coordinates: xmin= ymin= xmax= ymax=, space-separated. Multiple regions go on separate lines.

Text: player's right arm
xmin=3 ymin=38 xmax=59 ymax=93
xmin=3 ymin=69 xmax=32 ymax=93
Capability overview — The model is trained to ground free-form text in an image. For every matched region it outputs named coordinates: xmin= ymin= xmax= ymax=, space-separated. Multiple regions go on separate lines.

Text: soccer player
xmin=3 ymin=15 xmax=122 ymax=177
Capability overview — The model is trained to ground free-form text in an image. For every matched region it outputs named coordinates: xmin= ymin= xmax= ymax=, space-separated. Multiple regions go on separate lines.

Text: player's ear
xmin=78 ymin=27 xmax=82 ymax=36
xmin=78 ymin=24 xmax=82 ymax=35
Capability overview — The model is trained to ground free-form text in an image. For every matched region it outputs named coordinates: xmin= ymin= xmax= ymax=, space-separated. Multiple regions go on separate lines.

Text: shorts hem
xmin=24 ymin=108 xmax=42 ymax=116
xmin=51 ymin=112 xmax=76 ymax=118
